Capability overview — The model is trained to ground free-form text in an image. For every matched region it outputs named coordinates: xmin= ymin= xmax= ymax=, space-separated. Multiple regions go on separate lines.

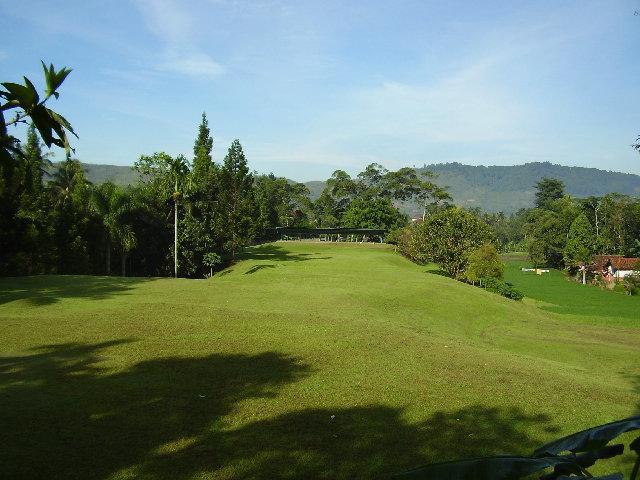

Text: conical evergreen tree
xmin=23 ymin=124 xmax=47 ymax=195
xmin=192 ymin=112 xmax=213 ymax=178
xmin=220 ymin=139 xmax=255 ymax=258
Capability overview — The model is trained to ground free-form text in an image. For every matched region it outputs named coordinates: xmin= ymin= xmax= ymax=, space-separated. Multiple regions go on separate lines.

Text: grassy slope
xmin=0 ymin=242 xmax=638 ymax=479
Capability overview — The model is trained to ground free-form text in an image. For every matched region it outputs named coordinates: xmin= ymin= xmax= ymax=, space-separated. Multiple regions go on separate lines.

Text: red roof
xmin=593 ymin=255 xmax=639 ymax=271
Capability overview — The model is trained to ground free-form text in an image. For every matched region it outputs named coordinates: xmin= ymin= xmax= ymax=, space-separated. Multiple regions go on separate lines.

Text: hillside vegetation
xmin=1 ymin=242 xmax=637 ymax=479
xmin=46 ymin=162 xmax=139 ymax=186
xmin=47 ymin=161 xmax=640 ymax=213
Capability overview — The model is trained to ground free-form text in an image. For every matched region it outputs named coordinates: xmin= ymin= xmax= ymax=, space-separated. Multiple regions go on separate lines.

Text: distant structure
xmin=591 ymin=255 xmax=639 ymax=280
xmin=270 ymin=227 xmax=386 ymax=243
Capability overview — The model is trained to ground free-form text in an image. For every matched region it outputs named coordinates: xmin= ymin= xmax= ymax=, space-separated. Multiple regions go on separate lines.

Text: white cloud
xmin=159 ymin=51 xmax=225 ymax=78
xmin=134 ymin=0 xmax=225 ymax=79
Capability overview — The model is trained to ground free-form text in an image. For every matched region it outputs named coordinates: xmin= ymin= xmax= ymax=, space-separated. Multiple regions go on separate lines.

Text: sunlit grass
xmin=0 ymin=242 xmax=638 ymax=479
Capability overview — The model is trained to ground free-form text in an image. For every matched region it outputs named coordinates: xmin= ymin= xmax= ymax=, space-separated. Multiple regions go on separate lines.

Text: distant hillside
xmin=49 ymin=161 xmax=640 ymax=213
xmin=305 ymin=162 xmax=640 ymax=213
xmin=47 ymin=162 xmax=138 ymax=186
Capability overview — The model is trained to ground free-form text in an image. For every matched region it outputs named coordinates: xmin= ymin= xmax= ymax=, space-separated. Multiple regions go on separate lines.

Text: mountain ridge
xmin=49 ymin=161 xmax=640 ymax=213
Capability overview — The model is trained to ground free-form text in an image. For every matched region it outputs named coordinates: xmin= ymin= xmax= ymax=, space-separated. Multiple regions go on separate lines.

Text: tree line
xmin=2 ymin=63 xmax=639 ymax=282
xmin=395 ymin=177 xmax=640 ymax=296
xmin=0 ymin=63 xmax=449 ymax=279
xmin=1 ymin=112 xmax=451 ymax=278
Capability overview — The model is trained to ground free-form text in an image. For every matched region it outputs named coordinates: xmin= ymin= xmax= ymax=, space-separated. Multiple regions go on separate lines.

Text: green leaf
xmin=47 ymin=108 xmax=78 ymax=138
xmin=534 ymin=416 xmax=640 ymax=456
xmin=0 ymin=82 xmax=37 ymax=109
xmin=23 ymin=76 xmax=40 ymax=105
xmin=29 ymin=104 xmax=55 ymax=147
xmin=41 ymin=60 xmax=72 ymax=98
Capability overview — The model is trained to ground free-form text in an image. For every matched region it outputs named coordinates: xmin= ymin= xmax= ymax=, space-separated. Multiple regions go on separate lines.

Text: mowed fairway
xmin=1 ymin=242 xmax=638 ymax=479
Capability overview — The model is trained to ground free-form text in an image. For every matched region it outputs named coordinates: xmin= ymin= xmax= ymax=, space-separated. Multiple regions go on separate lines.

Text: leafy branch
xmin=1 ymin=61 xmax=77 ymax=164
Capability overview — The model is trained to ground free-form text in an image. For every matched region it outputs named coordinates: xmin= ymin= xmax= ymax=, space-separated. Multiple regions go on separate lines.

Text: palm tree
xmin=90 ymin=183 xmax=123 ymax=275
xmin=168 ymin=155 xmax=189 ymax=278
xmin=90 ymin=183 xmax=138 ymax=276
xmin=49 ymin=158 xmax=88 ymax=206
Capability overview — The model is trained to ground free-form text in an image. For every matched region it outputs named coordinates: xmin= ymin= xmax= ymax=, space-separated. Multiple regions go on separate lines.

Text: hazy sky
xmin=1 ymin=0 xmax=639 ymax=180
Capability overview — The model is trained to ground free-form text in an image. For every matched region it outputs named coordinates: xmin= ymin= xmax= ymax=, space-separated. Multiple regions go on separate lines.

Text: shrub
xmin=394 ymin=226 xmax=419 ymax=261
xmin=464 ymin=243 xmax=504 ymax=283
xmin=480 ymin=277 xmax=524 ymax=301
xmin=409 ymin=208 xmax=494 ymax=277
xmin=203 ymin=252 xmax=222 ymax=277
xmin=623 ymin=273 xmax=640 ymax=296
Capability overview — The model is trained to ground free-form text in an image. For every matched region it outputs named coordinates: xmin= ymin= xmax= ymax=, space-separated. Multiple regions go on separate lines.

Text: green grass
xmin=503 ymin=258 xmax=640 ymax=327
xmin=0 ymin=242 xmax=638 ymax=479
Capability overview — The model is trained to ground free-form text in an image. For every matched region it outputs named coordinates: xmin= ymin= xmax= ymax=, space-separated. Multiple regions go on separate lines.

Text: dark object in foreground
xmin=395 ymin=415 xmax=640 ymax=480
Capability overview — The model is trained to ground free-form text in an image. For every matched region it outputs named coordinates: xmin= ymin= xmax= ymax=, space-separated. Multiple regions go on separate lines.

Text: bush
xmin=409 ymin=208 xmax=494 ymax=277
xmin=203 ymin=252 xmax=222 ymax=277
xmin=464 ymin=243 xmax=504 ymax=283
xmin=480 ymin=277 xmax=524 ymax=301
xmin=623 ymin=273 xmax=640 ymax=296
xmin=394 ymin=226 xmax=419 ymax=261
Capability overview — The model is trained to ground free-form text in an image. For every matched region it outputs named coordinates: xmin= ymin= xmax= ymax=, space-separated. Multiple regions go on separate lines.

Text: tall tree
xmin=563 ymin=213 xmax=596 ymax=283
xmin=342 ymin=197 xmax=407 ymax=231
xmin=192 ymin=112 xmax=213 ymax=179
xmin=219 ymin=140 xmax=255 ymax=258
xmin=169 ymin=155 xmax=189 ymax=277
xmin=49 ymin=158 xmax=89 ymax=206
xmin=22 ymin=124 xmax=49 ymax=195
xmin=48 ymin=158 xmax=93 ymax=274
xmin=90 ymin=182 xmax=138 ymax=276
xmin=134 ymin=152 xmax=189 ymax=277
xmin=534 ymin=178 xmax=565 ymax=210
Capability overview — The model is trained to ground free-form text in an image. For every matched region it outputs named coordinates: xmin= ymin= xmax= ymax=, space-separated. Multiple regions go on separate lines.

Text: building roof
xmin=592 ymin=255 xmax=639 ymax=271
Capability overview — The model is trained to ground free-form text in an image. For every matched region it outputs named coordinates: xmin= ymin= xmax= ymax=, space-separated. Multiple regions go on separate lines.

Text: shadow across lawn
xmin=0 ymin=275 xmax=153 ymax=307
xmin=0 ymin=340 xmax=563 ymax=479
xmin=244 ymin=264 xmax=276 ymax=275
xmin=241 ymin=243 xmax=332 ymax=263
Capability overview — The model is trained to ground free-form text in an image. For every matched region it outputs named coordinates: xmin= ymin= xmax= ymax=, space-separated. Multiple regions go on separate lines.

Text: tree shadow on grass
xmin=241 ymin=244 xmax=332 ymax=263
xmin=1 ymin=340 xmax=561 ymax=479
xmin=0 ymin=275 xmax=153 ymax=307
xmin=244 ymin=264 xmax=276 ymax=275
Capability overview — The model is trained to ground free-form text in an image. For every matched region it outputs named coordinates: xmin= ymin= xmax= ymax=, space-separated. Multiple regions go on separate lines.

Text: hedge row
xmin=480 ymin=277 xmax=524 ymax=301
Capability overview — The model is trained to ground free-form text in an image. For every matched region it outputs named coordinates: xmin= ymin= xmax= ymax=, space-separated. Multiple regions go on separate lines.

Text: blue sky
xmin=1 ymin=0 xmax=639 ymax=181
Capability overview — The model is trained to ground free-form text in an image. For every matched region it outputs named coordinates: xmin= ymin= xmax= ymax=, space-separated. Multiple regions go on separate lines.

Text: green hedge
xmin=480 ymin=277 xmax=524 ymax=301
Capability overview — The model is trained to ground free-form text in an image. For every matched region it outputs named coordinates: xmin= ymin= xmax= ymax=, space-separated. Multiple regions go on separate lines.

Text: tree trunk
xmin=106 ymin=240 xmax=111 ymax=276
xmin=121 ymin=252 xmax=126 ymax=277
xmin=174 ymin=201 xmax=178 ymax=278
xmin=582 ymin=268 xmax=586 ymax=285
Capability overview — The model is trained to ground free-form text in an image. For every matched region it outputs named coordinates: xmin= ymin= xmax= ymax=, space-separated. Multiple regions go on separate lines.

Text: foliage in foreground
xmin=396 ymin=415 xmax=640 ymax=480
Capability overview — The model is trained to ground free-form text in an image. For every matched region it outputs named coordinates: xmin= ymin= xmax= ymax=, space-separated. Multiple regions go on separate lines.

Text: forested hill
xmin=306 ymin=162 xmax=640 ymax=213
xmin=417 ymin=162 xmax=640 ymax=212
xmin=50 ymin=161 xmax=640 ymax=213
xmin=47 ymin=162 xmax=138 ymax=186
